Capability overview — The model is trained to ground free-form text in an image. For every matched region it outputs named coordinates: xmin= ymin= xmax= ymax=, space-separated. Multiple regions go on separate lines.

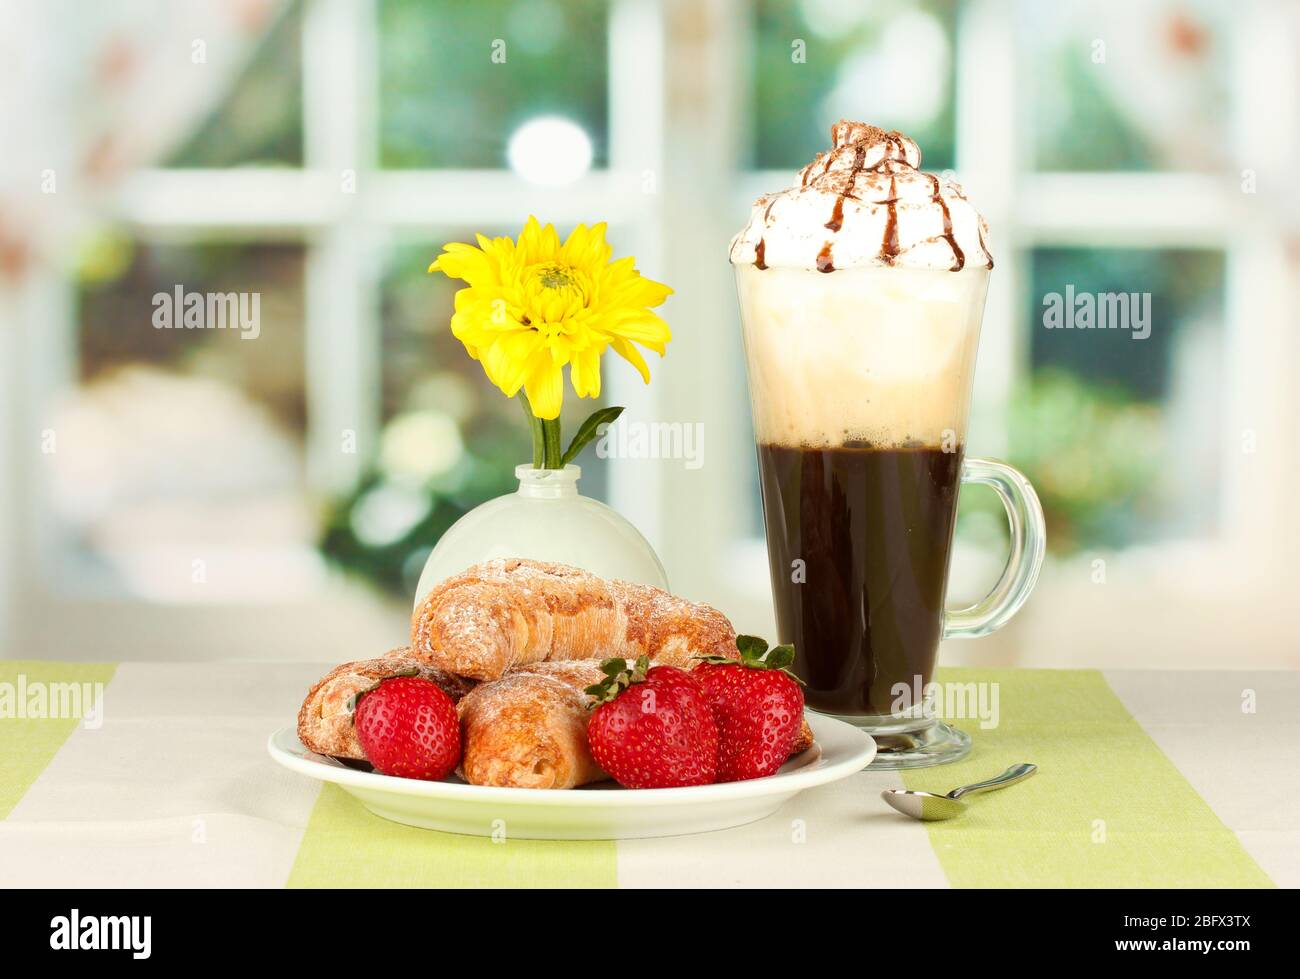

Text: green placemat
xmin=904 ymin=668 xmax=1273 ymax=888
xmin=287 ymin=784 xmax=616 ymax=888
xmin=0 ymin=661 xmax=118 ymax=819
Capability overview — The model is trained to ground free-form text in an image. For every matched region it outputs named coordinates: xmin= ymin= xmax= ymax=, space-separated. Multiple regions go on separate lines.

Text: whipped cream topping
xmin=730 ymin=120 xmax=993 ymax=273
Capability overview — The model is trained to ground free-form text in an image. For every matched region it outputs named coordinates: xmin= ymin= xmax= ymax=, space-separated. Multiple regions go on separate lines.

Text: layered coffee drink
xmin=732 ymin=122 xmax=1002 ymax=751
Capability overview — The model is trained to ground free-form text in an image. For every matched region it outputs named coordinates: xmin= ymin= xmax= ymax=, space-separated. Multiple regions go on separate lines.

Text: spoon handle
xmin=947 ymin=763 xmax=1038 ymax=800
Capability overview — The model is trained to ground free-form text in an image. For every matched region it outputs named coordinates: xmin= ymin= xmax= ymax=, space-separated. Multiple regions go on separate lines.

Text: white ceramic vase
xmin=413 ymin=464 xmax=668 ymax=609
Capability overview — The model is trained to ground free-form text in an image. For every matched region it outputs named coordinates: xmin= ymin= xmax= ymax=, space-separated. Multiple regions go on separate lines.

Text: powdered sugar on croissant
xmin=410 ymin=558 xmax=738 ymax=681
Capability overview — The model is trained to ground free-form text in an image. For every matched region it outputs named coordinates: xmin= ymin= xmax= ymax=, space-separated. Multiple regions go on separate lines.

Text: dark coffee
xmin=756 ymin=443 xmax=963 ymax=716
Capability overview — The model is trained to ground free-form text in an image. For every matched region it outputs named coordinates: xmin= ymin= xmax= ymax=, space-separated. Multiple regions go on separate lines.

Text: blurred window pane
xmin=751 ymin=0 xmax=957 ymax=171
xmin=1008 ymin=247 xmax=1226 ymax=551
xmin=62 ymin=239 xmax=310 ymax=600
xmin=1023 ymin=0 xmax=1231 ymax=172
xmin=164 ymin=2 xmax=304 ymax=168
xmin=378 ymin=0 xmax=609 ymax=169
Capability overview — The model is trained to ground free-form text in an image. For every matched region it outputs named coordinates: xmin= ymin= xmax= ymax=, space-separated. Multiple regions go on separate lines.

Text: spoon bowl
xmin=882 ymin=790 xmax=968 ymax=821
xmin=882 ymin=763 xmax=1038 ymax=821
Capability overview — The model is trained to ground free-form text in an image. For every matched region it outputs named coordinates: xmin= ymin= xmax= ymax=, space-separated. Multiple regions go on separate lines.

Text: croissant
xmin=411 ymin=558 xmax=737 ymax=681
xmin=296 ymin=648 xmax=475 ymax=760
xmin=459 ymin=660 xmax=816 ymax=789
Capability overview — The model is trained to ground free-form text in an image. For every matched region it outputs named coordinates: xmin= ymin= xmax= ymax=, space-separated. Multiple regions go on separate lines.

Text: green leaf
xmin=560 ymin=406 xmax=624 ymax=466
xmin=736 ymin=635 xmax=769 ymax=662
xmin=765 ymin=644 xmax=796 ymax=669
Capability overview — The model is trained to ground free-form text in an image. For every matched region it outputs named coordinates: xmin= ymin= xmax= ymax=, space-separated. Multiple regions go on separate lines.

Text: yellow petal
xmin=601 ymin=308 xmax=672 ymax=350
xmin=500 ymin=330 xmax=545 ymax=385
xmin=519 ymin=215 xmax=561 ymax=265
xmin=561 ymin=221 xmax=611 ymax=269
xmin=480 ymin=341 xmax=522 ymax=396
xmin=569 ymin=344 xmax=604 ymax=399
xmin=524 ymin=360 xmax=564 ymax=419
xmin=429 ymin=242 xmax=500 ymax=289
xmin=610 ymin=337 xmax=652 ymax=384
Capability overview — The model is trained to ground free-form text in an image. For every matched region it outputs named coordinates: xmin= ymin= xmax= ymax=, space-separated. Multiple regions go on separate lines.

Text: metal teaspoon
xmin=881 ymin=763 xmax=1038 ymax=821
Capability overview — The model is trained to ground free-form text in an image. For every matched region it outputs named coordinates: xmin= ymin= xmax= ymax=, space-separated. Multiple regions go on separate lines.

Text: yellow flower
xmin=428 ymin=216 xmax=672 ymax=419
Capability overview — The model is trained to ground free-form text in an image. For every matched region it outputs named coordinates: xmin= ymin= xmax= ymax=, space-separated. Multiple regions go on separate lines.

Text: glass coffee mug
xmin=735 ymin=263 xmax=1046 ymax=768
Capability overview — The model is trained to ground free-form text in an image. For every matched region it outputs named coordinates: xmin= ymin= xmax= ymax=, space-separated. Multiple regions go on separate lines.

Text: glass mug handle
xmin=943 ymin=458 xmax=1047 ymax=639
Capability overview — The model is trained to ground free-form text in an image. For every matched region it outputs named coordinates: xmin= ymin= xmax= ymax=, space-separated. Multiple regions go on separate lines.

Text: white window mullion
xmin=956 ymin=0 xmax=1019 ymax=459
xmin=16 ymin=269 xmax=78 ymax=586
xmin=1220 ymin=0 xmax=1300 ymax=572
xmin=607 ymin=0 xmax=668 ymax=551
xmin=301 ymin=0 xmax=379 ymax=493
xmin=655 ymin=0 xmax=754 ymax=612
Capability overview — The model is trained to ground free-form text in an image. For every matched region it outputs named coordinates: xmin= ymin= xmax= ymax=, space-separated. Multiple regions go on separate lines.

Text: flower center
xmin=523 ymin=262 xmax=590 ymax=325
xmin=538 ymin=264 xmax=576 ymax=290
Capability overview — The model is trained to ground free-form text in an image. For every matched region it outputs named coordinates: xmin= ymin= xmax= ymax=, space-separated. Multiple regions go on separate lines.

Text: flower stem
xmin=519 ymin=395 xmax=544 ymax=467
xmin=519 ymin=394 xmax=563 ymax=468
xmin=541 ymin=417 xmax=563 ymax=469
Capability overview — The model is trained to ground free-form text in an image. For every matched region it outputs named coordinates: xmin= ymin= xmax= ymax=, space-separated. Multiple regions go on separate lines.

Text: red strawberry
xmin=694 ymin=636 xmax=805 ymax=783
xmin=586 ymin=656 xmax=719 ymax=788
xmin=354 ymin=675 xmax=461 ymax=781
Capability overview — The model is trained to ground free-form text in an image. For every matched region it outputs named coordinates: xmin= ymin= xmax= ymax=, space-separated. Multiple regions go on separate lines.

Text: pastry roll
xmin=297 ymin=648 xmax=475 ymax=760
xmin=458 ymin=661 xmax=608 ymax=789
xmin=411 ymin=558 xmax=738 ymax=681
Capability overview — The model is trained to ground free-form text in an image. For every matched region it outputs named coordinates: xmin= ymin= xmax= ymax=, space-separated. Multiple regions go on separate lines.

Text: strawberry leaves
xmin=584 ymin=655 xmax=650 ymax=706
xmin=695 ymin=635 xmax=803 ymax=683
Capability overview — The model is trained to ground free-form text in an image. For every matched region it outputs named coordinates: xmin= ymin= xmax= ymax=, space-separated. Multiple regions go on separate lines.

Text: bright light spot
xmin=507 ymin=116 xmax=593 ymax=186
xmin=351 ymin=483 xmax=433 ymax=549
xmin=380 ymin=411 xmax=463 ymax=484
xmin=823 ymin=12 xmax=949 ymax=131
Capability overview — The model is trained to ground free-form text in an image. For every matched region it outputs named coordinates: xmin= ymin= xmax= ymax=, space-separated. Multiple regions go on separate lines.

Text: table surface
xmin=1 ymin=660 xmax=1296 ymax=888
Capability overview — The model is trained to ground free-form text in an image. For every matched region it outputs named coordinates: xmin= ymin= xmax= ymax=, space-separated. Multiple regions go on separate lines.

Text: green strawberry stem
xmin=584 ymin=655 xmax=650 ymax=706
xmin=694 ymin=635 xmax=804 ymax=684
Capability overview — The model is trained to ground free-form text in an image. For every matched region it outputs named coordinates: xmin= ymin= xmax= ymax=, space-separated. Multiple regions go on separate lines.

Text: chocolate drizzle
xmin=825 ymin=141 xmax=867 ymax=233
xmin=882 ymin=173 xmax=900 ymax=265
xmin=816 ymin=242 xmax=834 ymax=273
xmin=930 ymin=173 xmax=964 ymax=271
xmin=754 ymin=238 xmax=767 ymax=270
xmin=825 ymin=195 xmax=844 ymax=232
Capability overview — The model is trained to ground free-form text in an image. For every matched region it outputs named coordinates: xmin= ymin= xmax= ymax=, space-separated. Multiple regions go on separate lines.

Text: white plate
xmin=267 ymin=714 xmax=875 ymax=840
